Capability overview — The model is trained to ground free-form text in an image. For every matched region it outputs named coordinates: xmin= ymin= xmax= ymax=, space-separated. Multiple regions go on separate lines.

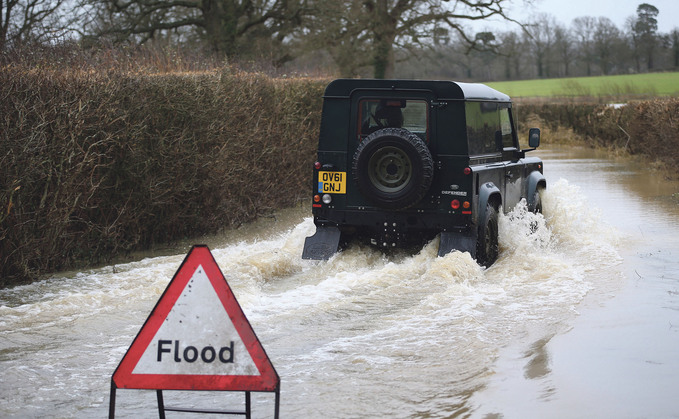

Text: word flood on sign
xmin=157 ymin=340 xmax=234 ymax=363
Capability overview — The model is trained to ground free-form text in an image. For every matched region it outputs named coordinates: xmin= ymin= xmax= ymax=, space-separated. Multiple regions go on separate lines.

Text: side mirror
xmin=528 ymin=128 xmax=541 ymax=148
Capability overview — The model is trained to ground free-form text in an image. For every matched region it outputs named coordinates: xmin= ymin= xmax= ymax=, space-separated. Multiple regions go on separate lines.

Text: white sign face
xmin=132 ymin=265 xmax=258 ymax=375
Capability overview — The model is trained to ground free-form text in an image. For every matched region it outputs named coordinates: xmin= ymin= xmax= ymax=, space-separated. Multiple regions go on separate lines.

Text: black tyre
xmin=476 ymin=203 xmax=499 ymax=266
xmin=352 ymin=128 xmax=433 ymax=210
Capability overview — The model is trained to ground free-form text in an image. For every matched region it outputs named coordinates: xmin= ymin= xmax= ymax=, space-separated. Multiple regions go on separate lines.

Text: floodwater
xmin=1 ymin=146 xmax=678 ymax=418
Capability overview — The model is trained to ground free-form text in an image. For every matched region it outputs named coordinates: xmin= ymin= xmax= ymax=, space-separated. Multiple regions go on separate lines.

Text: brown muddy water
xmin=1 ymin=146 xmax=678 ymax=418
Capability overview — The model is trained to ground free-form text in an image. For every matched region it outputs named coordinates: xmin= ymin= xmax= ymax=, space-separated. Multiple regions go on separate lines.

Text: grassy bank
xmin=488 ymin=72 xmax=679 ymax=100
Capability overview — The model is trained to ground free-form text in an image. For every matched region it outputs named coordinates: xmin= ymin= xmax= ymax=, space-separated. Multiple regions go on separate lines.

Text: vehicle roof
xmin=324 ymin=78 xmax=511 ymax=102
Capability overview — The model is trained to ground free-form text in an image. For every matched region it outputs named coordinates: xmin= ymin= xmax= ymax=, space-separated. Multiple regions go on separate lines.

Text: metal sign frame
xmin=109 ymin=382 xmax=280 ymax=418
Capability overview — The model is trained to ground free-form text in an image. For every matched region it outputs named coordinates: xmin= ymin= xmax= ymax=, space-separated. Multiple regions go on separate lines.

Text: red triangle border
xmin=112 ymin=245 xmax=279 ymax=391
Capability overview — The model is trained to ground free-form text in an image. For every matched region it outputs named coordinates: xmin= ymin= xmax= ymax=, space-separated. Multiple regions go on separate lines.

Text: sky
xmin=471 ymin=0 xmax=679 ymax=34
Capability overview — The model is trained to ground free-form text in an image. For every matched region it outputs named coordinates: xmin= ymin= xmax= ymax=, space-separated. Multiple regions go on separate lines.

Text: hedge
xmin=0 ymin=64 xmax=325 ymax=286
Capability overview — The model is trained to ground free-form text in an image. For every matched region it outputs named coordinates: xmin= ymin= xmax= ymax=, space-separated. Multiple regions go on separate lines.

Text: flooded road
xmin=1 ymin=146 xmax=678 ymax=418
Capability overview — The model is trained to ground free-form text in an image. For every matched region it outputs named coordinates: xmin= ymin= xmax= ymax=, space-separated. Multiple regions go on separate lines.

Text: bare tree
xmin=671 ymin=28 xmax=679 ymax=69
xmin=592 ymin=17 xmax=622 ymax=75
xmin=496 ymin=31 xmax=523 ymax=79
xmin=302 ymin=0 xmax=371 ymax=77
xmin=308 ymin=0 xmax=524 ymax=79
xmin=524 ymin=14 xmax=556 ymax=78
xmin=85 ymin=0 xmax=308 ymax=64
xmin=553 ymin=23 xmax=574 ymax=77
xmin=1 ymin=0 xmax=76 ymax=51
xmin=572 ymin=16 xmax=597 ymax=76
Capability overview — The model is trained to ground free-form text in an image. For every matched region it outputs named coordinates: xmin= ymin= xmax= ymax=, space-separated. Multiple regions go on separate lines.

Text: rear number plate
xmin=318 ymin=171 xmax=346 ymax=194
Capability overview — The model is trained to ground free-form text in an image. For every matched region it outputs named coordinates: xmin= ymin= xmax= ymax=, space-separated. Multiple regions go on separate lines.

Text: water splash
xmin=0 ymin=177 xmax=624 ymax=418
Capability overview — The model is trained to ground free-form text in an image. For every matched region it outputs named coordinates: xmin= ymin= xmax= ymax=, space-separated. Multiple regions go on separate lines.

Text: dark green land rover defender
xmin=302 ymin=79 xmax=545 ymax=266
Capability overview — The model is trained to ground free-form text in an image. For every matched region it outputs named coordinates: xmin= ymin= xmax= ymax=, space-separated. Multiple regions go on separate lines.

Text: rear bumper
xmin=312 ymin=207 xmax=473 ymax=248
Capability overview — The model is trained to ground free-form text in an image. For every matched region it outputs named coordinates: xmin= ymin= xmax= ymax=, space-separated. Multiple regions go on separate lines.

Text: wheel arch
xmin=477 ymin=182 xmax=502 ymax=225
xmin=526 ymin=171 xmax=547 ymax=212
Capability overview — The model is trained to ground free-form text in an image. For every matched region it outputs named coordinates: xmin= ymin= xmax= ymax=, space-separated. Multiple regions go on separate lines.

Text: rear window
xmin=358 ymin=99 xmax=428 ymax=140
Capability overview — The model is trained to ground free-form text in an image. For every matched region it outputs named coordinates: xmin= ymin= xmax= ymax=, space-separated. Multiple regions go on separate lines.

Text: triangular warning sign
xmin=112 ymin=245 xmax=278 ymax=391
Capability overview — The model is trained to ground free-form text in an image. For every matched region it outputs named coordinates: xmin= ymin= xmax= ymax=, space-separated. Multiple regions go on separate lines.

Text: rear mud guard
xmin=438 ymin=231 xmax=478 ymax=259
xmin=302 ymin=226 xmax=342 ymax=260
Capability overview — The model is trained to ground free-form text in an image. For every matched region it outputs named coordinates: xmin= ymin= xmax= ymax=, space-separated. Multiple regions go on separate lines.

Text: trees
xmin=496 ymin=31 xmax=523 ymax=80
xmin=593 ymin=17 xmax=622 ymax=75
xmin=302 ymin=0 xmax=371 ymax=77
xmin=553 ymin=23 xmax=574 ymax=77
xmin=5 ymin=0 xmax=678 ymax=80
xmin=671 ymin=29 xmax=679 ymax=69
xmin=631 ymin=2 xmax=660 ymax=71
xmin=74 ymin=0 xmax=528 ymax=77
xmin=524 ymin=14 xmax=555 ymax=78
xmin=572 ymin=16 xmax=597 ymax=76
xmin=362 ymin=0 xmax=520 ymax=79
xmin=86 ymin=0 xmax=308 ymax=65
xmin=1 ymin=0 xmax=76 ymax=51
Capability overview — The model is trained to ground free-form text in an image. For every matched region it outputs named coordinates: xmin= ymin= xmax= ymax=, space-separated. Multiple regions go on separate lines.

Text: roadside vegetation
xmin=0 ymin=47 xmax=325 ymax=287
xmin=2 ymin=1 xmax=678 ymax=80
xmin=515 ymin=99 xmax=679 ymax=170
xmin=3 ymin=48 xmax=678 ymax=287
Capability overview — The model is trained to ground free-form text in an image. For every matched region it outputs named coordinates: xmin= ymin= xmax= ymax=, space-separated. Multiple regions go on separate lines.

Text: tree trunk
xmin=371 ymin=0 xmax=396 ymax=79
xmin=373 ymin=35 xmax=395 ymax=78
xmin=202 ymin=0 xmax=239 ymax=56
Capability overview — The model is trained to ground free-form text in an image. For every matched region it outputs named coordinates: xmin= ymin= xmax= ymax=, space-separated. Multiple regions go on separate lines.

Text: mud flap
xmin=438 ymin=231 xmax=478 ymax=259
xmin=302 ymin=226 xmax=341 ymax=260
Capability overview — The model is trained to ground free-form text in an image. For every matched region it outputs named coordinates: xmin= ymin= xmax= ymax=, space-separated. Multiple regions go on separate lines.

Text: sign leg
xmin=108 ymin=380 xmax=116 ymax=419
xmin=156 ymin=390 xmax=166 ymax=419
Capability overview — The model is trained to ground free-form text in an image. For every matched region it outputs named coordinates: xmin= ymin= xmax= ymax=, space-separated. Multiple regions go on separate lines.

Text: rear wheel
xmin=476 ymin=203 xmax=499 ymax=266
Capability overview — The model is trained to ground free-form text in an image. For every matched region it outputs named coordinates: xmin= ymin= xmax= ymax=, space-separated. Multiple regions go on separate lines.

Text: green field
xmin=486 ymin=72 xmax=679 ymax=98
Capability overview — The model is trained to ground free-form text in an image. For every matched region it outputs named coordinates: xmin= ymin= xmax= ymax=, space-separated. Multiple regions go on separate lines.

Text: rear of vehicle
xmin=303 ymin=80 xmax=477 ymax=259
xmin=302 ymin=79 xmax=542 ymax=265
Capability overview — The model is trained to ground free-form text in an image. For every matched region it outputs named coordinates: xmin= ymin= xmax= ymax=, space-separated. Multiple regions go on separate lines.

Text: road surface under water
xmin=1 ymin=146 xmax=678 ymax=418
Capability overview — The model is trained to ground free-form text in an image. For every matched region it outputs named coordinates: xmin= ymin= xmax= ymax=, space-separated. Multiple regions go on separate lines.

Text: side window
xmin=466 ymin=102 xmax=500 ymax=155
xmin=358 ymin=99 xmax=428 ymax=140
xmin=466 ymin=102 xmax=515 ymax=155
